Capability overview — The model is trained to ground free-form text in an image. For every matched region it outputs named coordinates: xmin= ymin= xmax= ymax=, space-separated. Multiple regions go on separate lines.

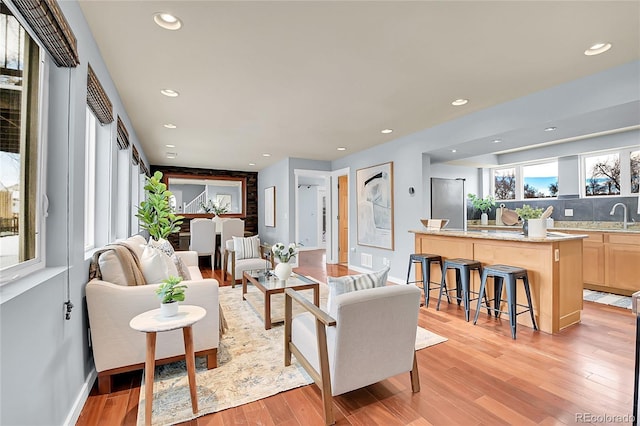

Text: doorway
xmin=338 ymin=174 xmax=348 ymax=264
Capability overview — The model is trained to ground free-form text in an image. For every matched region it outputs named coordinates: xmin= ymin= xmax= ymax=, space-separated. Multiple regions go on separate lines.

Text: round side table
xmin=130 ymin=305 xmax=206 ymax=426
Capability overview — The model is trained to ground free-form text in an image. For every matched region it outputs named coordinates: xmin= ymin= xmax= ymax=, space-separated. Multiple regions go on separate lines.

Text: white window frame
xmin=580 ymin=148 xmax=632 ymax=198
xmin=522 ymin=160 xmax=558 ymax=200
xmin=0 ymin=7 xmax=48 ymax=284
xmin=84 ymin=108 xmax=97 ymax=251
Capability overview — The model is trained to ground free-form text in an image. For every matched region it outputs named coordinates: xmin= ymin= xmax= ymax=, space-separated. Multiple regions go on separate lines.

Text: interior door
xmin=338 ymin=175 xmax=348 ymax=264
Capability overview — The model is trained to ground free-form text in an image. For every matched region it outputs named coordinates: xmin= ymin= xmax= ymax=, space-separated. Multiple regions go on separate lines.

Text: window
xmin=493 ymin=168 xmax=516 ymax=200
xmin=0 ymin=6 xmax=44 ymax=277
xmin=523 ymin=161 xmax=558 ymax=198
xmin=84 ymin=108 xmax=97 ymax=250
xmin=631 ymin=150 xmax=639 ymax=194
xmin=584 ymin=152 xmax=620 ymax=196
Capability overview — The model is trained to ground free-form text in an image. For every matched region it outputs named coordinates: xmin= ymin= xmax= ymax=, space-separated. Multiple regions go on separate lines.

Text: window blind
xmin=87 ymin=63 xmax=113 ymax=124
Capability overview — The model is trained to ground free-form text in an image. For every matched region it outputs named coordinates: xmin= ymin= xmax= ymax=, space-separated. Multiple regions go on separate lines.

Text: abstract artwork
xmin=356 ymin=162 xmax=394 ymax=250
xmin=265 ymin=186 xmax=276 ymax=227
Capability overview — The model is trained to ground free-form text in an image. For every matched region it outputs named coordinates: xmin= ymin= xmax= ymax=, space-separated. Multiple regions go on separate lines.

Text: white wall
xmin=0 ymin=1 xmax=148 ymax=424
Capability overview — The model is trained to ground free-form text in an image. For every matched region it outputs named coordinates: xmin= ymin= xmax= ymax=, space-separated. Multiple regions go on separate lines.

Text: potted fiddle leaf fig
xmin=136 ymin=171 xmax=184 ymax=241
xmin=156 ymin=276 xmax=187 ymax=317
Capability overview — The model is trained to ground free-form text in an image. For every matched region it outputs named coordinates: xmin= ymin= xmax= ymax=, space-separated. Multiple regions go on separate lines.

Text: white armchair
xmin=223 ymin=238 xmax=274 ymax=286
xmin=284 ymin=284 xmax=421 ymax=425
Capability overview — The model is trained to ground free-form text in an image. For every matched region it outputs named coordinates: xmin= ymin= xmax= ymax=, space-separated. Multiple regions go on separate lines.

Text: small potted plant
xmin=467 ymin=193 xmax=496 ymax=225
xmin=515 ymin=205 xmax=545 ymax=237
xmin=156 ymin=276 xmax=187 ymax=317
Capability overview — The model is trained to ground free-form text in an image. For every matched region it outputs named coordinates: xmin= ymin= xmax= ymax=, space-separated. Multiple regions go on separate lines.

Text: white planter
xmin=527 ymin=218 xmax=547 ymax=238
xmin=274 ymin=262 xmax=292 ymax=281
xmin=480 ymin=212 xmax=489 ymax=225
xmin=160 ymin=302 xmax=179 ymax=317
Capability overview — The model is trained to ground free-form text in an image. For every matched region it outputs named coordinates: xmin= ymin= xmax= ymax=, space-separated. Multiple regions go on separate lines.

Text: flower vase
xmin=522 ymin=220 xmax=528 ymax=236
xmin=480 ymin=212 xmax=489 ymax=225
xmin=212 ymin=214 xmax=223 ymax=232
xmin=274 ymin=262 xmax=292 ymax=281
xmin=160 ymin=301 xmax=179 ymax=317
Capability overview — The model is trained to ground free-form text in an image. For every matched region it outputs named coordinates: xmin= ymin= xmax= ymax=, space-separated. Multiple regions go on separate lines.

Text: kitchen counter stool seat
xmin=473 ymin=264 xmax=538 ymax=339
xmin=437 ymin=258 xmax=490 ymax=321
xmin=406 ymin=253 xmax=444 ymax=307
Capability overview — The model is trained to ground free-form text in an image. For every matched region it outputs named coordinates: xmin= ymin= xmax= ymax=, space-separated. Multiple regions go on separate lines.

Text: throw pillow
xmin=233 ymin=235 xmax=260 ymax=260
xmin=97 ymin=250 xmax=128 ymax=286
xmin=147 ymin=237 xmax=175 ymax=258
xmin=140 ymin=244 xmax=179 ymax=284
xmin=326 ymin=266 xmax=390 ymax=314
xmin=172 ymin=254 xmax=192 ymax=281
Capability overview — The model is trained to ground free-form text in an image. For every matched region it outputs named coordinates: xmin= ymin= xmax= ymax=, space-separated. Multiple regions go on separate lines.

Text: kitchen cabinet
xmin=565 ymin=230 xmax=640 ymax=295
xmin=604 ymin=233 xmax=640 ymax=294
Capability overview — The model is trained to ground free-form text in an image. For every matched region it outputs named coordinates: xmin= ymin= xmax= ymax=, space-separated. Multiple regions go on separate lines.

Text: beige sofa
xmin=86 ymin=235 xmax=220 ymax=394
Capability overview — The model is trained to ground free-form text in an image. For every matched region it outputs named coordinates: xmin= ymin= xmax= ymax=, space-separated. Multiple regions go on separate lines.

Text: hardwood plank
xmin=77 ymin=250 xmax=635 ymax=426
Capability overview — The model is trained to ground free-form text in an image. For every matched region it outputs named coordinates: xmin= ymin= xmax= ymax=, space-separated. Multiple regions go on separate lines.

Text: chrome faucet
xmin=610 ymin=203 xmax=628 ymax=230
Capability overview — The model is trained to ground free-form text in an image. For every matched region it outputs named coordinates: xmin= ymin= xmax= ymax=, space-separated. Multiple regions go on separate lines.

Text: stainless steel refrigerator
xmin=431 ymin=177 xmax=466 ymax=230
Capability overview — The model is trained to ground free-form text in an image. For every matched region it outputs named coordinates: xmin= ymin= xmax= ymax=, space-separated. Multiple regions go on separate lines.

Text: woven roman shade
xmin=87 ymin=64 xmax=113 ymax=124
xmin=139 ymin=160 xmax=149 ymax=176
xmin=116 ymin=116 xmax=130 ymax=150
xmin=131 ymin=145 xmax=140 ymax=165
xmin=11 ymin=0 xmax=79 ymax=67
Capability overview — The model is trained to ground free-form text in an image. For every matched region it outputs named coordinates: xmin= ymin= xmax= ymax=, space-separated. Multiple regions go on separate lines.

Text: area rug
xmin=137 ymin=283 xmax=447 ymax=426
xmin=583 ymin=289 xmax=632 ymax=309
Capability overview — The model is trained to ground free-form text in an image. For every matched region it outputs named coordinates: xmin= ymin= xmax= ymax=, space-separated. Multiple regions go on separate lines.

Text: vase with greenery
xmin=136 ymin=171 xmax=184 ymax=241
xmin=271 ymin=242 xmax=298 ymax=280
xmin=200 ymin=200 xmax=230 ymax=215
xmin=156 ymin=276 xmax=187 ymax=317
xmin=467 ymin=193 xmax=496 ymax=225
xmin=515 ymin=205 xmax=544 ymax=236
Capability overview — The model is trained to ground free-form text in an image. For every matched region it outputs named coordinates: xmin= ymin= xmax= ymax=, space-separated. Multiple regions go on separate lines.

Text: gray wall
xmin=0 ymin=1 xmax=147 ymax=424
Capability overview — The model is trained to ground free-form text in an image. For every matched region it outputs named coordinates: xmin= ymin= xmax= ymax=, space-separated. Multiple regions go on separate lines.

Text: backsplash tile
xmin=468 ymin=196 xmax=639 ymax=225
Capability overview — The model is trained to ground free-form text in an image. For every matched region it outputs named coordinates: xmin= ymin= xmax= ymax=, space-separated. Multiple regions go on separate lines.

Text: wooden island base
xmin=412 ymin=229 xmax=586 ymax=334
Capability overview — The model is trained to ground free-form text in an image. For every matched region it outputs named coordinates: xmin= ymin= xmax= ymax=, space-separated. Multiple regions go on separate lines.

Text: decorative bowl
xmin=420 ymin=219 xmax=449 ymax=229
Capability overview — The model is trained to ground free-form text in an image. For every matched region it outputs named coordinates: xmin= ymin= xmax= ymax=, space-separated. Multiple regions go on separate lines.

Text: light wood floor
xmin=77 ymin=249 xmax=636 ymax=425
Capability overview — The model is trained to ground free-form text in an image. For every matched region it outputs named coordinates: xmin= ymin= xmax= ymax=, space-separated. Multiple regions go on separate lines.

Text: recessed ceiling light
xmin=163 ymin=124 xmax=177 ymax=129
xmin=262 ymin=153 xmax=271 ymax=157
xmin=544 ymin=126 xmax=557 ymax=132
xmin=451 ymin=149 xmax=457 ymax=153
xmin=166 ymin=152 xmax=177 ymax=159
xmin=451 ymin=99 xmax=468 ymax=106
xmin=584 ymin=42 xmax=612 ymax=56
xmin=337 ymin=147 xmax=347 ymax=151
xmin=160 ymin=89 xmax=179 ymax=97
xmin=381 ymin=129 xmax=393 ymax=134
xmin=249 ymin=162 xmax=256 ymax=166
xmin=165 ymin=144 xmax=175 ymax=148
xmin=492 ymin=139 xmax=502 ymax=144
xmin=153 ymin=12 xmax=182 ymax=30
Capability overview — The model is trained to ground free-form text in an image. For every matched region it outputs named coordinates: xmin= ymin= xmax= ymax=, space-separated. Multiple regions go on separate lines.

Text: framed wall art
xmin=356 ymin=162 xmax=394 ymax=250
xmin=264 ymin=186 xmax=276 ymax=227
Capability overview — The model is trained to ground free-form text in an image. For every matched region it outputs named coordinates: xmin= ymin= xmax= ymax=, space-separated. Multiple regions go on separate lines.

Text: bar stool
xmin=406 ymin=253 xmax=444 ymax=307
xmin=473 ymin=264 xmax=538 ymax=339
xmin=437 ymin=258 xmax=491 ymax=321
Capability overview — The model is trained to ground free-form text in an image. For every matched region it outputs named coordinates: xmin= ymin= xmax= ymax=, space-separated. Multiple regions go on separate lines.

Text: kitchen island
xmin=411 ymin=229 xmax=587 ymax=334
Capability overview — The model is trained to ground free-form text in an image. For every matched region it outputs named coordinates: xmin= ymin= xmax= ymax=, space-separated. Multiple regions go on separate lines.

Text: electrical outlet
xmin=554 ymin=249 xmax=560 ymax=262
xmin=564 ymin=209 xmax=573 ymax=217
xmin=383 ymin=257 xmax=390 ymax=266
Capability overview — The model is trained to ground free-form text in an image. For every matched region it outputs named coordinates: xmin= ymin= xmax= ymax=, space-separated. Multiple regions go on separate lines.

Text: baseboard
xmin=63 ymin=367 xmax=96 ymax=426
xmin=347 ymin=264 xmax=404 ymax=285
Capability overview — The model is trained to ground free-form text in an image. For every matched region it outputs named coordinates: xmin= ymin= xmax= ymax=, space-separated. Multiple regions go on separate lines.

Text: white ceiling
xmin=77 ymin=1 xmax=640 ymax=171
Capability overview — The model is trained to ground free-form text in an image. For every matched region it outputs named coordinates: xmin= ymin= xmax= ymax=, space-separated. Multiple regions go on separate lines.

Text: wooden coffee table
xmin=242 ymin=269 xmax=319 ymax=329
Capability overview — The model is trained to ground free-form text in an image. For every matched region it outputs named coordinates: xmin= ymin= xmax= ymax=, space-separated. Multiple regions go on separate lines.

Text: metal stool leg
xmin=506 ymin=276 xmax=517 ymax=339
xmin=522 ymin=275 xmax=538 ymax=331
xmin=421 ymin=259 xmax=430 ymax=307
xmin=473 ymin=268 xmax=489 ymax=325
